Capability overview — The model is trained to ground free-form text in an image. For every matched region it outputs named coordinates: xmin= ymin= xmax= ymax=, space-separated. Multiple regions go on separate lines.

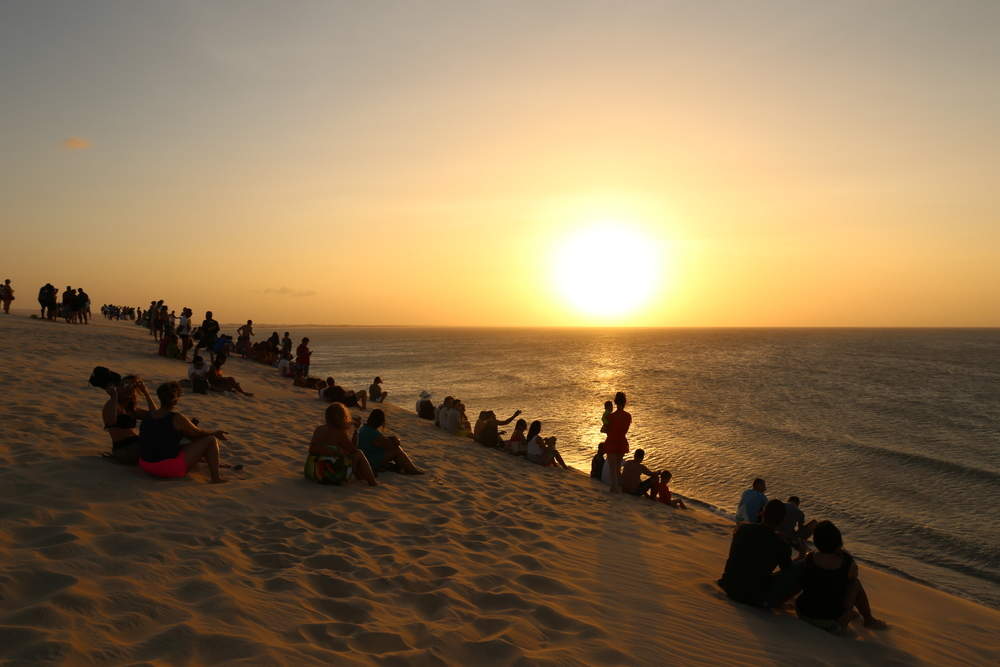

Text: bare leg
xmin=357 ymin=390 xmax=367 ymax=410
xmin=552 ymin=449 xmax=568 ymax=469
xmin=847 ymin=580 xmax=887 ymax=629
xmin=608 ymin=454 xmax=623 ymax=492
xmin=181 ymin=436 xmax=225 ymax=483
xmin=352 ymin=451 xmax=378 ymax=486
xmin=387 ymin=444 xmax=423 ymax=474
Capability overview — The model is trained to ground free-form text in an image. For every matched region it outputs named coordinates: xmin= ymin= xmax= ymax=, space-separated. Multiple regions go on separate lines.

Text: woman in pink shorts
xmin=138 ymin=382 xmax=228 ymax=483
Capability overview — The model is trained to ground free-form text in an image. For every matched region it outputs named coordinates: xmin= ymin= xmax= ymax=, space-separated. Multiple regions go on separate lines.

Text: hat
xmin=419 ymin=390 xmax=431 ymax=399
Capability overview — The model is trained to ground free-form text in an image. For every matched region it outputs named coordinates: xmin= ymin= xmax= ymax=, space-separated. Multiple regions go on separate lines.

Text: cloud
xmin=262 ymin=286 xmax=317 ymax=298
xmin=62 ymin=137 xmax=91 ymax=150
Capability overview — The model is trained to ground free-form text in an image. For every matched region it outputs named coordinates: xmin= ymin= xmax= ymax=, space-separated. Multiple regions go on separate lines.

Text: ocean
xmin=254 ymin=326 xmax=1000 ymax=609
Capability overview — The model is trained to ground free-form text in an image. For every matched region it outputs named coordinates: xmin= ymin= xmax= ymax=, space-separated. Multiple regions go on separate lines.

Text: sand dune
xmin=0 ymin=314 xmax=997 ymax=665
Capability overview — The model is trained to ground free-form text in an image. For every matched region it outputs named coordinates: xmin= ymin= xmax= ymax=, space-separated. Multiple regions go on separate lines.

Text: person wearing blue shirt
xmin=736 ymin=478 xmax=768 ymax=523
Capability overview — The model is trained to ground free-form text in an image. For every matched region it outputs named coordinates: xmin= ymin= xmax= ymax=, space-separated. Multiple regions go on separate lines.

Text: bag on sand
xmin=89 ymin=366 xmax=122 ymax=389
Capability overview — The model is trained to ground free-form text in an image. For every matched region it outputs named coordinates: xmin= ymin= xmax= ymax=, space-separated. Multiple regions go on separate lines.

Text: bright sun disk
xmin=552 ymin=224 xmax=660 ymax=319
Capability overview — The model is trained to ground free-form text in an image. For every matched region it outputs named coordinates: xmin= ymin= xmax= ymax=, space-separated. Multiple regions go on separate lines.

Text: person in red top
xmin=295 ymin=337 xmax=312 ymax=378
xmin=657 ymin=470 xmax=687 ymax=509
xmin=604 ymin=391 xmax=631 ymax=493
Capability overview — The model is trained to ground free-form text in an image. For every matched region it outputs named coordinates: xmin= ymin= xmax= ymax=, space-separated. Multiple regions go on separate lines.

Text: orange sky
xmin=3 ymin=2 xmax=998 ymax=326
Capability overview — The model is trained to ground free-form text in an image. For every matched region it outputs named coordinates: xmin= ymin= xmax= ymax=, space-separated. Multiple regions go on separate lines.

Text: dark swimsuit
xmin=106 ymin=410 xmax=142 ymax=463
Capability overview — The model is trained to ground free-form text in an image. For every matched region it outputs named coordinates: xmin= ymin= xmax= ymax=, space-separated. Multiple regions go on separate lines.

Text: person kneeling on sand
xmin=138 ymin=382 xmax=227 ymax=483
xmin=718 ymin=499 xmax=800 ymax=608
xmin=357 ymin=409 xmax=423 ymax=475
xmin=304 ymin=403 xmax=377 ymax=486
xmin=621 ymin=449 xmax=658 ymax=498
xmin=796 ymin=520 xmax=887 ymax=633
xmin=321 ymin=377 xmax=368 ymax=409
xmin=525 ymin=421 xmax=569 ymax=469
xmin=656 ymin=470 xmax=687 ymax=509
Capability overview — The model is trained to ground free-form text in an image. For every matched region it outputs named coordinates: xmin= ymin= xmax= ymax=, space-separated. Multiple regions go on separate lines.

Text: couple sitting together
xmin=304 ymin=404 xmax=423 ymax=486
xmin=96 ymin=367 xmax=228 ymax=484
xmin=719 ymin=498 xmax=887 ymax=635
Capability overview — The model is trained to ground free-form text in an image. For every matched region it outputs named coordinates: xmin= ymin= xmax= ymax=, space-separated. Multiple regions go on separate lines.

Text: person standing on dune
xmin=604 ymin=391 xmax=632 ymax=493
xmin=0 ymin=279 xmax=14 ymax=314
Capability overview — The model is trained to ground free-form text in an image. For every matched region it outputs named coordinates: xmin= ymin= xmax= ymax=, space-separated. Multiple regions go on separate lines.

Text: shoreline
xmin=1 ymin=313 xmax=998 ymax=664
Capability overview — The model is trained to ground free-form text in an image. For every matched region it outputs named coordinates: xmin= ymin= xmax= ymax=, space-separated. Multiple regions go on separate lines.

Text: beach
xmin=1 ymin=314 xmax=998 ymax=665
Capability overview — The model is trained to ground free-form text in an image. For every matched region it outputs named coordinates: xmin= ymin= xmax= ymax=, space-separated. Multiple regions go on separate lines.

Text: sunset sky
xmin=2 ymin=1 xmax=998 ymax=326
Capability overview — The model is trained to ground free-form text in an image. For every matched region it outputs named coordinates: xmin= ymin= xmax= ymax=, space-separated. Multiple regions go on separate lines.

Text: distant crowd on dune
xmin=1 ymin=278 xmax=890 ymax=637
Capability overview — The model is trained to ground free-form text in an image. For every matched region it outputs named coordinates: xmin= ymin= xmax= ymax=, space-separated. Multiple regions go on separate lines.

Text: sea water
xmin=255 ymin=326 xmax=1000 ymax=609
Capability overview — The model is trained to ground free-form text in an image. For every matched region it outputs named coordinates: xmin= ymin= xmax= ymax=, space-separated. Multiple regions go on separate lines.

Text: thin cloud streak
xmin=62 ymin=137 xmax=91 ymax=150
xmin=262 ymin=286 xmax=317 ymax=298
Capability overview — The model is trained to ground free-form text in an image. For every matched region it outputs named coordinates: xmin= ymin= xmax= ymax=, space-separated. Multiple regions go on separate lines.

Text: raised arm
xmin=135 ymin=379 xmax=157 ymax=415
xmin=498 ymin=409 xmax=522 ymax=426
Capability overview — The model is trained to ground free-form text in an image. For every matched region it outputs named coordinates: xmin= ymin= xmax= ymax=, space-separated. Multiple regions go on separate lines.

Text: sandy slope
xmin=0 ymin=313 xmax=997 ymax=666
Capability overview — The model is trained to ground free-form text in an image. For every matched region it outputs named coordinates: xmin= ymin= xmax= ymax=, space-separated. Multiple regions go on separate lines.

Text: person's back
xmin=736 ymin=481 xmax=768 ymax=523
xmin=139 ymin=411 xmax=182 ymax=462
xmin=720 ymin=522 xmax=791 ymax=605
xmin=443 ymin=406 xmax=461 ymax=434
xmin=796 ymin=551 xmax=853 ymax=620
xmin=779 ymin=502 xmax=805 ymax=541
xmin=621 ymin=459 xmax=642 ymax=492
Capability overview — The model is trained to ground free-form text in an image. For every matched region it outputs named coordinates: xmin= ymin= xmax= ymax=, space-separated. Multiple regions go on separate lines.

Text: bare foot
xmin=863 ymin=617 xmax=888 ymax=630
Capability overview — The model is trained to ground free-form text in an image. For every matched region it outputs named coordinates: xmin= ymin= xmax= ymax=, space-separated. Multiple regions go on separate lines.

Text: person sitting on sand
xmin=656 ymin=470 xmax=687 ymax=509
xmin=304 ymin=402 xmax=377 ymax=486
xmin=474 ymin=409 xmax=522 ymax=448
xmin=779 ymin=496 xmax=818 ymax=556
xmin=526 ymin=421 xmax=569 ymax=469
xmin=452 ymin=400 xmax=472 ymax=436
xmin=368 ymin=377 xmax=388 ymax=403
xmin=736 ymin=478 xmax=769 ymax=523
xmin=138 ymin=382 xmax=227 ymax=483
xmin=187 ymin=355 xmax=211 ymax=393
xmin=415 ymin=391 xmax=435 ymax=420
xmin=604 ymin=392 xmax=632 ymax=493
xmin=99 ymin=373 xmax=157 ymax=465
xmin=796 ymin=520 xmax=887 ymax=633
xmin=435 ymin=396 xmax=454 ymax=428
xmin=505 ymin=418 xmax=528 ymax=455
xmin=208 ymin=358 xmax=254 ymax=396
xmin=277 ymin=352 xmax=293 ymax=377
xmin=622 ymin=449 xmax=658 ymax=498
xmin=320 ymin=377 xmax=368 ymax=409
xmin=718 ymin=499 xmax=800 ymax=608
xmin=357 ymin=409 xmax=423 ymax=475
xmin=590 ymin=442 xmax=606 ymax=480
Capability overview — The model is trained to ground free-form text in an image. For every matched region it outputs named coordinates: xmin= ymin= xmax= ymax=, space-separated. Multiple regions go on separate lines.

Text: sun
xmin=551 ymin=223 xmax=661 ymax=320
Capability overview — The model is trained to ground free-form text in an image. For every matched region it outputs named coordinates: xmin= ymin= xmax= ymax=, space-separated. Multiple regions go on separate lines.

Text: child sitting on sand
xmin=590 ymin=442 xmax=606 ymax=480
xmin=304 ymin=402 xmax=377 ymax=486
xmin=656 ymin=470 xmax=687 ymax=508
